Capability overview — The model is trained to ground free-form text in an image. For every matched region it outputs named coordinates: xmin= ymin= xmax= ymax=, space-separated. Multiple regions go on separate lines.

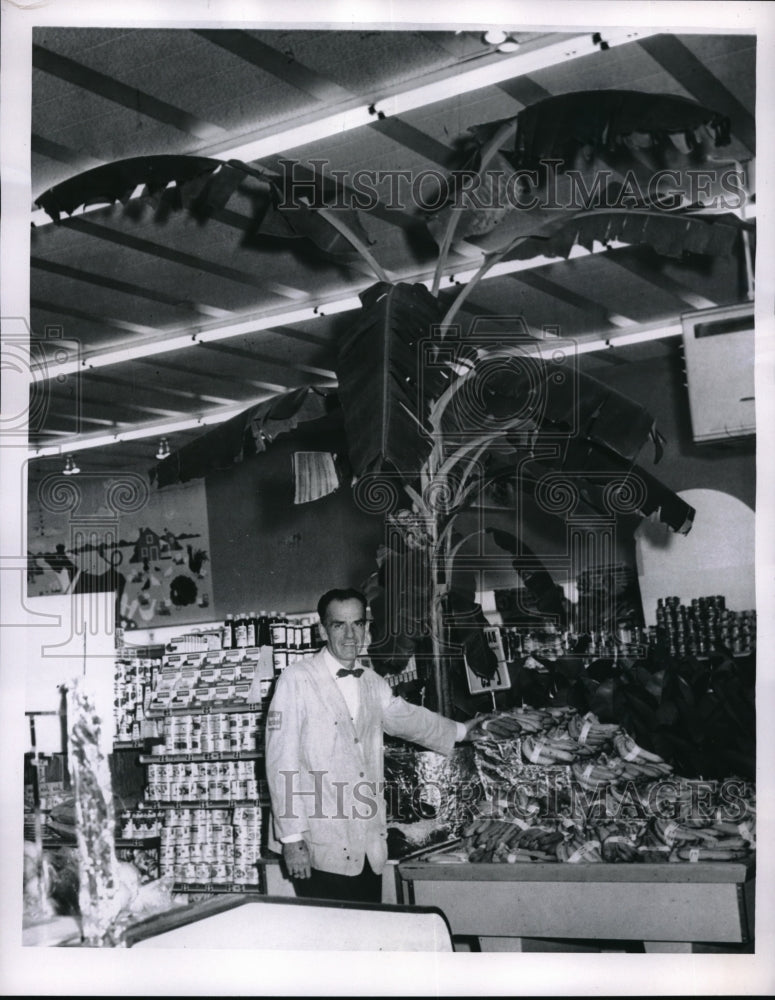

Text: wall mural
xmin=27 ymin=475 xmax=213 ymax=632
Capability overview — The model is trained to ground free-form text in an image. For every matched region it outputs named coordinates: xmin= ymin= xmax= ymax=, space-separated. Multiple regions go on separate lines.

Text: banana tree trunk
xmin=429 ymin=514 xmax=453 ymax=716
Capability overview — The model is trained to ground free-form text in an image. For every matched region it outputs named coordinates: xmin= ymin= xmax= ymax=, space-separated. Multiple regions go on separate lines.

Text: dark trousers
xmin=292 ymin=858 xmax=382 ymax=904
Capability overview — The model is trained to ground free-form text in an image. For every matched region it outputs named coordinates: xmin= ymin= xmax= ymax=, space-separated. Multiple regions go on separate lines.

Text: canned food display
xmin=131 ymin=639 xmax=269 ymax=890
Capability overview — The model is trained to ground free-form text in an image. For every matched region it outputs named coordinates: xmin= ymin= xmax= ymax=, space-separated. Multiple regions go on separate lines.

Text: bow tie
xmin=336 ymin=667 xmax=364 ymax=678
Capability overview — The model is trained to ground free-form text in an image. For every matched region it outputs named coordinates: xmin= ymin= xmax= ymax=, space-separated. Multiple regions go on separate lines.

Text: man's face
xmin=319 ymin=598 xmax=367 ymax=666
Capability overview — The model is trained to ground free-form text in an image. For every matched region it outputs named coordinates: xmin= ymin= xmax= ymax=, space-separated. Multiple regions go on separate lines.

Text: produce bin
xmin=397 ymin=851 xmax=754 ymax=952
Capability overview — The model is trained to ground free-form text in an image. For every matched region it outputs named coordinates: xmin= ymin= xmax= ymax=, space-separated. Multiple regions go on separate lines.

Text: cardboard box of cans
xmin=149 ymin=648 xmax=265 ymax=711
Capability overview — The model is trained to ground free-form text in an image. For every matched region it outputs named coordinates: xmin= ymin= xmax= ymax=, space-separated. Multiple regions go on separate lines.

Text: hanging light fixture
xmin=62 ymin=454 xmax=80 ymax=475
xmin=155 ymin=437 xmax=171 ymax=460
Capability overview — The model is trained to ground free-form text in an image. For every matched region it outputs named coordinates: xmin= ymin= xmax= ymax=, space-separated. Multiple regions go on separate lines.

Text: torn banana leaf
xmin=509 ymin=90 xmax=730 ymax=171
xmin=335 ymin=281 xmax=448 ymax=478
xmin=367 ymin=543 xmax=433 ymax=674
xmin=425 ymin=90 xmax=735 ymax=252
xmin=496 ymin=209 xmax=750 ymax=262
xmin=34 ymin=154 xmax=374 ymax=262
xmin=34 ymin=155 xmax=226 ymax=222
xmin=150 ymin=386 xmax=333 ymax=487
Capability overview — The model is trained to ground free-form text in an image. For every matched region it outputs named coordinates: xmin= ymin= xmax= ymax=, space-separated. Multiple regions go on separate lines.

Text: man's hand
xmin=460 ymin=714 xmax=488 ymax=742
xmin=283 ymin=839 xmax=312 ymax=880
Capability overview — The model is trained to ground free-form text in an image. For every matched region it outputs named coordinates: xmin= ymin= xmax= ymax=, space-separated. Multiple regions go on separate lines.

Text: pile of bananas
xmin=522 ymin=731 xmax=579 ymax=765
xmin=567 ymin=711 xmax=621 ymax=751
xmin=571 ymin=756 xmax=626 ymax=790
xmin=450 ymin=701 xmax=757 ymax=866
xmin=476 ymin=706 xmax=551 ymax=737
xmin=448 ymin=780 xmax=757 ymax=864
xmin=612 ymin=732 xmax=673 ymax=779
xmin=555 ymin=834 xmax=603 ymax=863
xmin=461 ymin=816 xmax=563 ymax=863
xmin=649 ymin=813 xmax=755 ymax=861
xmin=596 ymin=821 xmax=644 ymax=862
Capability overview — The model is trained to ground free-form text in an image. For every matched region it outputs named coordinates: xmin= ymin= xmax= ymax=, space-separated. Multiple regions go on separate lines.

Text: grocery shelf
xmin=152 ymin=799 xmax=266 ymax=809
xmin=115 ymin=837 xmax=161 ymax=849
xmin=146 ymin=701 xmax=266 ymax=718
xmin=113 ymin=739 xmax=161 ymax=750
xmin=139 ymin=751 xmax=263 ymax=763
xmin=171 ymin=881 xmax=263 ymax=894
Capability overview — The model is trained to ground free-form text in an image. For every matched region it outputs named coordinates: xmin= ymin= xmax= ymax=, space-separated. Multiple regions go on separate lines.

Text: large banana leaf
xmin=34 ymin=155 xmax=372 ymax=261
xmin=426 ymin=90 xmax=737 ymax=253
xmin=335 ymin=281 xmax=448 ymax=478
xmin=150 ymin=386 xmax=333 ymax=487
xmin=509 ymin=90 xmax=730 ymax=171
xmin=439 ymin=354 xmax=660 ymax=474
xmin=477 ymin=207 xmax=750 ymax=260
xmin=34 ymin=155 xmax=229 ymax=222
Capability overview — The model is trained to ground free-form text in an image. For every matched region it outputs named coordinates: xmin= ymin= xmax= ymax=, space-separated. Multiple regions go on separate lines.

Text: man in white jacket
xmin=265 ymin=587 xmax=475 ymax=903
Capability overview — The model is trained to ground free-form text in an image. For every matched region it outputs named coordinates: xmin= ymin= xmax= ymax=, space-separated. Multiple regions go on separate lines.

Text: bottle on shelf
xmin=257 ymin=610 xmax=271 ymax=647
xmin=222 ymin=614 xmax=235 ymax=650
xmin=234 ymin=613 xmax=248 ymax=649
xmin=270 ymin=613 xmax=287 ymax=649
xmin=246 ymin=612 xmax=257 ymax=648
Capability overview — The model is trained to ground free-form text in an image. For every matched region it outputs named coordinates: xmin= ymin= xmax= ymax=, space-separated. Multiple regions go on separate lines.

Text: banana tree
xmin=35 ymin=90 xmax=754 ymax=715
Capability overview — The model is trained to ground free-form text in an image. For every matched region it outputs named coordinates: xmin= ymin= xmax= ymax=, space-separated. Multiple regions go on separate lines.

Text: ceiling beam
xmin=368 ymin=117 xmax=459 ymax=170
xmin=196 ymin=341 xmax=336 ymax=379
xmin=27 ymin=239 xmax=680 ymax=381
xmin=81 ymin=369 xmax=237 ymax=408
xmin=507 ymin=271 xmax=633 ymax=327
xmin=31 ymin=297 xmax=162 ymax=337
xmin=192 ymin=29 xmax=352 ymax=103
xmin=32 ymin=256 xmax=237 ymax=320
xmin=32 ymin=43 xmax=226 ymax=142
xmin=496 ymin=76 xmax=552 ymax=105
xmin=604 ymin=250 xmax=718 ymax=310
xmin=31 ymin=133 xmax=103 ymax=170
xmin=130 ymin=355 xmax=291 ymax=395
xmin=637 ymin=35 xmax=756 ymax=155
xmin=48 ymin=214 xmax=310 ymax=302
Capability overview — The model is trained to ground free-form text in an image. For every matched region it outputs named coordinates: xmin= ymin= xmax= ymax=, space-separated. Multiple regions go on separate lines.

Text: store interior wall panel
xmin=205 ymin=433 xmax=385 ymax=616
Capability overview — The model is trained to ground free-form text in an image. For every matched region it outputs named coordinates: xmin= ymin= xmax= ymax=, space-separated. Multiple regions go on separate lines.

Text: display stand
xmin=397 ymin=856 xmax=755 ymax=952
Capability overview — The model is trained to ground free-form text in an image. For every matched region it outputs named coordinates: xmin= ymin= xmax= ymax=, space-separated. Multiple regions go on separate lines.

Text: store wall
xmin=204 ymin=432 xmax=386 ymax=617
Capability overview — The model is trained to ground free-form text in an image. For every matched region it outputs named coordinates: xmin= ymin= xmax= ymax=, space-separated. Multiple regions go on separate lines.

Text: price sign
xmin=464 ymin=626 xmax=512 ymax=695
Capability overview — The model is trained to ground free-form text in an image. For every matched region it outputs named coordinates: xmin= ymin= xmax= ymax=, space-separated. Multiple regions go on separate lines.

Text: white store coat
xmin=265 ymin=649 xmax=459 ymax=876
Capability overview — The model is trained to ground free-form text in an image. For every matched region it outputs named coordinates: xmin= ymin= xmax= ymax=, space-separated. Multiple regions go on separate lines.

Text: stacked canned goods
xmin=117 ymin=806 xmax=164 ymax=840
xmin=154 ymin=711 xmax=262 ymax=755
xmin=145 ymin=759 xmax=259 ymax=803
xmin=114 ymin=652 xmax=162 ymax=742
xmin=159 ymin=807 xmax=240 ymax=886
xmin=232 ymin=805 xmax=262 ymax=886
xmin=655 ymin=595 xmax=756 ymax=658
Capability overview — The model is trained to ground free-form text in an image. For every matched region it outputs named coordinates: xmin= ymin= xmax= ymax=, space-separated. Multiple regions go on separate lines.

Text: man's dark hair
xmin=317 ymin=588 xmax=367 ymax=623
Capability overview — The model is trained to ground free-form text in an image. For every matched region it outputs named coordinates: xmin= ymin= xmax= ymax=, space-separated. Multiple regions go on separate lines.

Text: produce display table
xmin=397 ymin=855 xmax=755 ymax=952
